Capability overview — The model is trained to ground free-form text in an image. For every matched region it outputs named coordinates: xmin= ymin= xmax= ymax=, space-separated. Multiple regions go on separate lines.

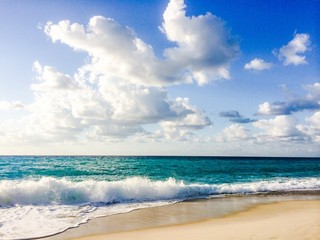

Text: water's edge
xmin=1 ymin=156 xmax=319 ymax=239
xmin=43 ymin=190 xmax=320 ymax=240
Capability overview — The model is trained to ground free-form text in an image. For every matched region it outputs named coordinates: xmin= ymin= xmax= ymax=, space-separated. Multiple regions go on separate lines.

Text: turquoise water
xmin=1 ymin=156 xmax=320 ymax=183
xmin=0 ymin=156 xmax=320 ymax=239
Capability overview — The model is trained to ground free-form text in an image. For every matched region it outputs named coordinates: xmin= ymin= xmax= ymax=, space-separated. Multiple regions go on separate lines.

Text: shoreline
xmin=72 ymin=200 xmax=320 ymax=240
xmin=44 ymin=191 xmax=320 ymax=240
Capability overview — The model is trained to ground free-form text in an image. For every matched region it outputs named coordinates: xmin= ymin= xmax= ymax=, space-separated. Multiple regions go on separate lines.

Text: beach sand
xmin=45 ymin=194 xmax=320 ymax=240
xmin=72 ymin=200 xmax=320 ymax=240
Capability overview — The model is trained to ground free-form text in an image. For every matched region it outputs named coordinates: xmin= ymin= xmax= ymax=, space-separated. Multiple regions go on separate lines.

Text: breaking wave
xmin=1 ymin=176 xmax=320 ymax=206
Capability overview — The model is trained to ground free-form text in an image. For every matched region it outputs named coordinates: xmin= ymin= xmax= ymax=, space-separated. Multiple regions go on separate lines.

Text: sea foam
xmin=1 ymin=176 xmax=320 ymax=206
xmin=1 ymin=176 xmax=320 ymax=239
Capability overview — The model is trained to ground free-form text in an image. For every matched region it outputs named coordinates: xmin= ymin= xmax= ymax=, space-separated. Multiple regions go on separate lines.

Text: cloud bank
xmin=0 ymin=0 xmax=318 ymax=156
xmin=3 ymin=0 xmax=240 ymax=143
xmin=257 ymin=82 xmax=320 ymax=116
xmin=215 ymin=83 xmax=320 ymax=148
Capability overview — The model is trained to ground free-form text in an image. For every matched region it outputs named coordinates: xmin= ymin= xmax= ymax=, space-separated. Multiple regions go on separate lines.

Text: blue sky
xmin=0 ymin=0 xmax=319 ymax=156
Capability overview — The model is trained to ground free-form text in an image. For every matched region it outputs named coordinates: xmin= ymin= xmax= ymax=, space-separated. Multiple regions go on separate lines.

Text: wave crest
xmin=1 ymin=177 xmax=319 ymax=206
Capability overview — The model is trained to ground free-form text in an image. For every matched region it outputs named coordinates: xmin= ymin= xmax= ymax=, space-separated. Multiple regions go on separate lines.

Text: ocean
xmin=0 ymin=156 xmax=320 ymax=239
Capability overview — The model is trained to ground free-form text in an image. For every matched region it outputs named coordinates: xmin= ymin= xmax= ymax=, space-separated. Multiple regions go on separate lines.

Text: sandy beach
xmin=44 ymin=194 xmax=320 ymax=240
xmin=72 ymin=200 xmax=320 ymax=240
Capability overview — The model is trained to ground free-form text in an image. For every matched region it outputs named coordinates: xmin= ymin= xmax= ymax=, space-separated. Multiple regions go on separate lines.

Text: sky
xmin=0 ymin=0 xmax=319 ymax=156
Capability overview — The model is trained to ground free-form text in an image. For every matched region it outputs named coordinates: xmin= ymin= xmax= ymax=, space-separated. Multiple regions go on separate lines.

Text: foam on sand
xmin=0 ymin=176 xmax=320 ymax=239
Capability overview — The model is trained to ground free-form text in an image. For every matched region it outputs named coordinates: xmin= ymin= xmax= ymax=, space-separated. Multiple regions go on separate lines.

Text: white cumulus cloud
xmin=257 ymin=102 xmax=276 ymax=115
xmin=154 ymin=98 xmax=212 ymax=141
xmin=253 ymin=115 xmax=304 ymax=142
xmin=305 ymin=82 xmax=320 ymax=100
xmin=0 ymin=101 xmax=24 ymax=110
xmin=44 ymin=0 xmax=239 ymax=86
xmin=215 ymin=124 xmax=249 ymax=142
xmin=276 ymin=33 xmax=311 ymax=66
xmin=297 ymin=111 xmax=320 ymax=143
xmin=0 ymin=0 xmax=240 ymax=145
xmin=0 ymin=61 xmax=212 ymax=143
xmin=31 ymin=61 xmax=79 ymax=91
xmin=244 ymin=58 xmax=272 ymax=71
xmin=161 ymin=0 xmax=239 ymax=85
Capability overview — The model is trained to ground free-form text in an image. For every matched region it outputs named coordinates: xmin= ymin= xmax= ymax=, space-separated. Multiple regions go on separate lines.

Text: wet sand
xmin=73 ymin=200 xmax=320 ymax=240
xmin=44 ymin=193 xmax=320 ymax=240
